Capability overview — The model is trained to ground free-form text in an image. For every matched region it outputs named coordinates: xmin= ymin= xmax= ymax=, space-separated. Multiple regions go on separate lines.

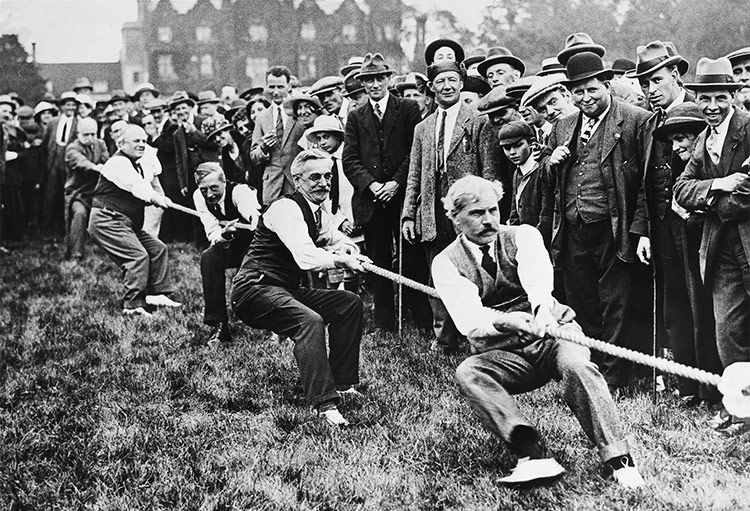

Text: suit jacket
xmin=43 ymin=115 xmax=78 ymax=177
xmin=674 ymin=108 xmax=750 ymax=280
xmin=64 ymin=138 xmax=109 ymax=193
xmin=250 ymin=106 xmax=304 ymax=204
xmin=401 ymin=101 xmax=484 ymax=242
xmin=174 ymin=114 xmax=215 ymax=194
xmin=508 ymin=163 xmax=544 ymax=238
xmin=540 ymin=97 xmax=652 ymax=265
xmin=475 ymin=115 xmax=515 ymax=221
xmin=343 ymin=94 xmax=421 ymax=224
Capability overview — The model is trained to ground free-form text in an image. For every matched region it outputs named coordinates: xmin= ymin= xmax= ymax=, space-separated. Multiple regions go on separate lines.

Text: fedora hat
xmin=200 ymin=115 xmax=232 ymax=141
xmin=340 ymin=56 xmax=365 ymax=77
xmin=76 ymin=94 xmax=95 ymax=109
xmin=537 ymin=57 xmax=566 ymax=77
xmin=462 ymin=75 xmax=491 ymax=96
xmin=463 ymin=48 xmax=487 ymax=69
xmin=356 ymin=53 xmax=394 ymax=79
xmin=562 ymin=52 xmax=614 ymax=86
xmin=133 ymin=82 xmax=159 ymax=100
xmin=57 ymin=91 xmax=80 ymax=106
xmin=652 ymin=102 xmax=707 ymax=142
xmin=477 ymin=87 xmax=517 ymax=115
xmin=685 ymin=57 xmax=744 ymax=91
xmin=477 ymin=47 xmax=526 ymax=79
xmin=521 ymin=74 xmax=566 ymax=108
xmin=611 ymin=58 xmax=636 ymax=76
xmin=168 ymin=90 xmax=196 ymax=110
xmin=304 ymin=114 xmax=344 ymax=143
xmin=506 ymin=75 xmax=537 ymax=100
xmin=630 ymin=41 xmax=686 ymax=78
xmin=557 ymin=33 xmax=605 ymax=66
xmin=343 ymin=71 xmax=366 ymax=97
xmin=726 ymin=46 xmax=750 ymax=66
xmin=424 ymin=38 xmax=466 ymax=66
xmin=73 ymin=77 xmax=93 ymax=92
xmin=310 ymin=76 xmax=345 ymax=97
xmin=197 ymin=90 xmax=220 ymax=105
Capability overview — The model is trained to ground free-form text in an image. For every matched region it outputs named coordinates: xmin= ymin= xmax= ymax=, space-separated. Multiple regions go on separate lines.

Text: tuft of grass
xmin=1 ymin=241 xmax=749 ymax=510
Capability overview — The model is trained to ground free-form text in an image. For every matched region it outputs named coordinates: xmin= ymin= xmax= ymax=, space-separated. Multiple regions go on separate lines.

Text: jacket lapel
xmin=381 ymin=95 xmax=399 ymax=147
xmin=447 ymin=102 xmax=471 ymax=158
xmin=600 ymin=99 xmax=624 ymax=164
xmin=719 ymin=109 xmax=749 ymax=174
xmin=359 ymin=101 xmax=378 ymax=139
xmin=281 ymin=117 xmax=298 ymax=148
xmin=425 ymin=111 xmax=438 ymax=165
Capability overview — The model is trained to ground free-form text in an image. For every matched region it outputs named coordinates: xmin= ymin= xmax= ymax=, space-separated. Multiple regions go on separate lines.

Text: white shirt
xmin=582 ymin=101 xmax=611 ymax=139
xmin=338 ymin=97 xmax=351 ymax=125
xmin=432 ymin=226 xmax=554 ymax=340
xmin=271 ymin=103 xmax=289 ymax=132
xmin=157 ymin=116 xmax=169 ymax=136
xmin=193 ymin=184 xmax=261 ymax=244
xmin=99 ymin=153 xmax=160 ymax=203
xmin=370 ymin=96 xmax=389 ymax=118
xmin=665 ymin=89 xmax=687 ymax=112
xmin=56 ymin=114 xmax=74 ymax=146
xmin=434 ymin=101 xmax=462 ymax=165
xmin=323 ymin=145 xmax=356 ymax=230
xmin=140 ymin=145 xmax=162 ymax=177
xmin=706 ymin=107 xmax=735 ymax=164
xmin=515 ymin=157 xmax=538 ymax=212
xmin=263 ymin=195 xmax=357 ymax=271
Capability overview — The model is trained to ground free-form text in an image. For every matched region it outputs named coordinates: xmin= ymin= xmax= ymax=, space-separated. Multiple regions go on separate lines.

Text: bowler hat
xmin=536 ymin=57 xmax=566 ymax=77
xmin=726 ymin=46 xmax=750 ymax=66
xmin=506 ymin=75 xmax=537 ymax=100
xmin=477 ymin=47 xmax=526 ymax=79
xmin=424 ymin=38 xmax=466 ymax=66
xmin=340 ymin=56 xmax=365 ymax=77
xmin=304 ymin=114 xmax=345 ymax=144
xmin=356 ymin=53 xmax=394 ymax=79
xmin=197 ymin=90 xmax=220 ymax=105
xmin=652 ymin=102 xmax=707 ymax=142
xmin=168 ymin=90 xmax=196 ymax=110
xmin=109 ymin=90 xmax=130 ymax=104
xmin=463 ymin=48 xmax=487 ymax=69
xmin=133 ymin=82 xmax=159 ymax=100
xmin=684 ymin=57 xmax=744 ymax=91
xmin=343 ymin=71 xmax=366 ymax=97
xmin=497 ymin=120 xmax=534 ymax=147
xmin=201 ymin=115 xmax=232 ymax=141
xmin=562 ymin=52 xmax=614 ymax=86
xmin=462 ymin=75 xmax=491 ymax=96
xmin=73 ymin=77 xmax=93 ymax=92
xmin=427 ymin=60 xmax=464 ymax=82
xmin=557 ymin=33 xmax=605 ymax=66
xmin=57 ymin=91 xmax=80 ymax=106
xmin=310 ymin=76 xmax=345 ymax=97
xmin=476 ymin=87 xmax=517 ymax=115
xmin=239 ymin=86 xmax=265 ymax=101
xmin=521 ymin=74 xmax=566 ymax=108
xmin=611 ymin=58 xmax=636 ymax=76
xmin=629 ymin=41 xmax=685 ymax=78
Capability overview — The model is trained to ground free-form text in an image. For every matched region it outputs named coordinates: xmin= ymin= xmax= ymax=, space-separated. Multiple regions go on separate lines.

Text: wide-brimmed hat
xmin=536 ymin=57 xmax=566 ymax=77
xmin=562 ymin=52 xmax=614 ymax=86
xmin=462 ymin=75 xmax=491 ymax=96
xmin=201 ymin=115 xmax=233 ymax=140
xmin=629 ymin=41 xmax=686 ymax=78
xmin=168 ymin=90 xmax=196 ymax=110
xmin=57 ymin=91 xmax=80 ymax=106
xmin=109 ymin=90 xmax=130 ymax=104
xmin=476 ymin=87 xmax=517 ymax=115
xmin=133 ymin=82 xmax=159 ymax=100
xmin=284 ymin=92 xmax=323 ymax=113
xmin=497 ymin=120 xmax=535 ymax=147
xmin=340 ymin=56 xmax=365 ymax=77
xmin=652 ymin=102 xmax=707 ymax=141
xmin=0 ymin=94 xmax=17 ymax=112
xmin=611 ymin=58 xmax=636 ymax=76
xmin=197 ymin=90 xmax=220 ymax=105
xmin=557 ymin=33 xmax=605 ymax=66
xmin=685 ymin=57 xmax=744 ymax=91
xmin=73 ymin=77 xmax=93 ymax=92
xmin=356 ymin=53 xmax=394 ymax=79
xmin=76 ymin=94 xmax=95 ymax=109
xmin=726 ymin=47 xmax=750 ymax=66
xmin=425 ymin=38 xmax=465 ymax=66
xmin=33 ymin=101 xmax=58 ymax=120
xmin=463 ymin=48 xmax=487 ymax=69
xmin=478 ymin=47 xmax=526 ymax=78
xmin=304 ymin=114 xmax=345 ymax=143
xmin=521 ymin=74 xmax=566 ymax=108
xmin=310 ymin=76 xmax=345 ymax=97
xmin=239 ymin=86 xmax=265 ymax=101
xmin=506 ymin=75 xmax=537 ymax=100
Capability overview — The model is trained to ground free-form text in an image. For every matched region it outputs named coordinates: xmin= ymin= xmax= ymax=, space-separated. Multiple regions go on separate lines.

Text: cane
xmin=398 ymin=230 xmax=403 ymax=335
xmin=652 ymin=266 xmax=658 ymax=405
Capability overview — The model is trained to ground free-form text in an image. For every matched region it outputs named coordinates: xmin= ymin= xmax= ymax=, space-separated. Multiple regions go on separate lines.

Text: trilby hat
xmin=557 ymin=32 xmax=605 ymax=66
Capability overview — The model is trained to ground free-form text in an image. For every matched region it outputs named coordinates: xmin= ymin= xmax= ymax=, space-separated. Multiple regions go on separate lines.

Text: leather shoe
xmin=208 ymin=323 xmax=231 ymax=344
xmin=318 ymin=407 xmax=350 ymax=427
xmin=497 ymin=456 xmax=566 ymax=485
xmin=122 ymin=306 xmax=154 ymax=317
xmin=145 ymin=294 xmax=182 ymax=307
xmin=612 ymin=465 xmax=645 ymax=489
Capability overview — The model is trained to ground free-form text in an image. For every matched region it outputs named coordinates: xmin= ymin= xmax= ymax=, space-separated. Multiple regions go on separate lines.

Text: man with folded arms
xmin=432 ymin=175 xmax=644 ymax=487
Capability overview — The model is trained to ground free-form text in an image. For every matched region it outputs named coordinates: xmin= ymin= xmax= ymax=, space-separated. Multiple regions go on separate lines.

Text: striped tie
xmin=436 ymin=110 xmax=447 ymax=175
xmin=580 ymin=115 xmax=598 ymax=146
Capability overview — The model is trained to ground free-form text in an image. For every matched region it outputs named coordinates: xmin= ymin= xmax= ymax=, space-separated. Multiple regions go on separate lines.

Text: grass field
xmin=1 ymin=241 xmax=749 ymax=510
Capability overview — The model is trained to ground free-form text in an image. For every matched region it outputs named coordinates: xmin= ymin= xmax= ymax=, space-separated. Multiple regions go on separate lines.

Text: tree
xmin=0 ymin=34 xmax=47 ymax=104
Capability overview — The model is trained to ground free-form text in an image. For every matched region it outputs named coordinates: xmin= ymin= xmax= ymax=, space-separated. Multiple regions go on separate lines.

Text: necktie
xmin=479 ymin=245 xmax=497 ymax=277
xmin=373 ymin=102 xmax=383 ymax=122
xmin=706 ymin=127 xmax=721 ymax=165
xmin=60 ymin=118 xmax=68 ymax=144
xmin=133 ymin=160 xmax=144 ymax=178
xmin=208 ymin=200 xmax=223 ymax=219
xmin=436 ymin=110 xmax=447 ymax=175
xmin=330 ymin=156 xmax=340 ymax=214
xmin=314 ymin=206 xmax=323 ymax=234
xmin=580 ymin=115 xmax=598 ymax=146
xmin=275 ymin=106 xmax=284 ymax=144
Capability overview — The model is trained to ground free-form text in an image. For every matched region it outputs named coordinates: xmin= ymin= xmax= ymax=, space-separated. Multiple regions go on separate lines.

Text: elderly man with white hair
xmin=431 ymin=175 xmax=643 ymax=488
xmin=88 ymin=124 xmax=180 ymax=316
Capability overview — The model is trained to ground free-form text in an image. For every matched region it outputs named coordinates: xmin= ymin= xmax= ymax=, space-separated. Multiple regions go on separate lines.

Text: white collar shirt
xmin=707 ymin=107 xmax=735 ymax=164
xmin=434 ymin=101 xmax=462 ymax=165
xmin=370 ymin=96 xmax=389 ymax=119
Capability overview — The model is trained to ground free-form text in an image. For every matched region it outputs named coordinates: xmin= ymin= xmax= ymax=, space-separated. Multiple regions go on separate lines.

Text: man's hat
xmin=685 ymin=57 xmax=744 ymax=92
xmin=652 ymin=102 xmax=707 ymax=142
xmin=611 ymin=58 xmax=636 ymax=76
xmin=343 ymin=70 xmax=366 ymax=97
xmin=108 ymin=90 xmax=130 ymax=104
xmin=340 ymin=56 xmax=365 ymax=77
xmin=629 ymin=41 xmax=686 ymax=78
xmin=201 ymin=115 xmax=233 ymax=141
xmin=427 ymin=60 xmax=464 ymax=82
xmin=395 ymin=72 xmax=427 ymax=94
xmin=304 ymin=114 xmax=345 ymax=143
xmin=462 ymin=75 xmax=491 ymax=96
xmin=284 ymin=92 xmax=323 ymax=113
xmin=463 ymin=48 xmax=487 ymax=69
xmin=521 ymin=74 xmax=566 ymax=108
xmin=0 ymin=95 xmax=17 ymax=112
xmin=356 ymin=53 xmax=394 ymax=79
xmin=224 ymin=98 xmax=248 ymax=121
xmin=562 ymin=52 xmax=614 ymax=86
xmin=76 ymin=94 xmax=95 ymax=109
xmin=424 ymin=38 xmax=466 ymax=66
xmin=239 ymin=86 xmax=265 ymax=101
xmin=497 ymin=120 xmax=535 ymax=147
xmin=16 ymin=105 xmax=34 ymax=119
xmin=506 ymin=75 xmax=537 ymax=100
xmin=476 ymin=87 xmax=517 ymax=116
xmin=168 ymin=90 xmax=196 ymax=110
xmin=73 ymin=77 xmax=93 ymax=92
xmin=57 ymin=91 xmax=79 ymax=105
xmin=726 ymin=47 xmax=750 ymax=66
xmin=133 ymin=82 xmax=159 ymax=100
xmin=477 ymin=47 xmax=526 ymax=79
xmin=310 ymin=76 xmax=345 ymax=98
xmin=537 ymin=57 xmax=566 ymax=77
xmin=557 ymin=33 xmax=605 ymax=66
xmin=197 ymin=90 xmax=220 ymax=106
xmin=145 ymin=98 xmax=168 ymax=111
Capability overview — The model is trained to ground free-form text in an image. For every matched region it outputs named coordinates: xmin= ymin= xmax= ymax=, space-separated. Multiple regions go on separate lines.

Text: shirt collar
xmin=463 ymin=234 xmax=496 ymax=261
xmin=518 ymin=155 xmax=537 ymax=176
xmin=714 ymin=107 xmax=734 ymax=135
xmin=333 ymin=144 xmax=344 ymax=159
xmin=584 ymin=100 xmax=610 ymax=123
xmin=370 ymin=95 xmax=389 ymax=113
xmin=438 ymin=100 xmax=462 ymax=116
xmin=665 ymin=89 xmax=687 ymax=112
xmin=302 ymin=195 xmax=322 ymax=214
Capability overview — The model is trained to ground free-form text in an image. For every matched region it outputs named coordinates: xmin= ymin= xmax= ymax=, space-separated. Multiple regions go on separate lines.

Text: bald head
xmin=76 ymin=117 xmax=99 ymax=145
xmin=118 ymin=125 xmax=147 ymax=159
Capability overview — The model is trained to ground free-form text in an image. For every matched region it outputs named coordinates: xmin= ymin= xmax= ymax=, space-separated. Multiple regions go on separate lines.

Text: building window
xmin=246 ymin=56 xmax=269 ymax=85
xmin=196 ymin=26 xmax=212 ymax=43
xmin=248 ymin=24 xmax=268 ymax=42
xmin=132 ymin=71 xmax=141 ymax=84
xmin=383 ymin=24 xmax=394 ymax=41
xmin=158 ymin=54 xmax=177 ymax=80
xmin=157 ymin=26 xmax=172 ymax=43
xmin=298 ymin=54 xmax=317 ymax=81
xmin=300 ymin=23 xmax=316 ymax=41
xmin=342 ymin=24 xmax=357 ymax=42
xmin=200 ymin=54 xmax=214 ymax=78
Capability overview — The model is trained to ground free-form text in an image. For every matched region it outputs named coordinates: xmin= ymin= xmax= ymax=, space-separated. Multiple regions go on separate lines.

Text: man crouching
xmin=431 ymin=175 xmax=644 ymax=487
xmin=231 ymin=148 xmax=367 ymax=427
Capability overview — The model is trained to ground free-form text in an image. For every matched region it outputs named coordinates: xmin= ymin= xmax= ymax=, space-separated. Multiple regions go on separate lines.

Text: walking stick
xmin=652 ymin=266 xmax=658 ymax=405
xmin=398 ymin=230 xmax=403 ymax=335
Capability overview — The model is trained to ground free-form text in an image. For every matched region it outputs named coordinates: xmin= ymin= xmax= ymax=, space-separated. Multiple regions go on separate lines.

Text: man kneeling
xmin=231 ymin=148 xmax=367 ymax=426
xmin=432 ymin=175 xmax=643 ymax=487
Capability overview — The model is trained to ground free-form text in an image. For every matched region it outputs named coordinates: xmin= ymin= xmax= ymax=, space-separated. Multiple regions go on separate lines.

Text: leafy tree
xmin=0 ymin=34 xmax=46 ymax=104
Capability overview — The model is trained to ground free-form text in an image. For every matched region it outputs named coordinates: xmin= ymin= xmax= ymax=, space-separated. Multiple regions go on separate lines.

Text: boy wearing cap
xmin=499 ymin=121 xmax=545 ymax=233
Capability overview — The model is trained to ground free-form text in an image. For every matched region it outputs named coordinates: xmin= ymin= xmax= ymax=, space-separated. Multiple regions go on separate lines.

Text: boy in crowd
xmin=500 ymin=121 xmax=544 ymax=235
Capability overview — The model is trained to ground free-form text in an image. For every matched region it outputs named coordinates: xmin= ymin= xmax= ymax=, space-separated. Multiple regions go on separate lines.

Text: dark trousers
xmin=711 ymin=225 xmax=750 ymax=367
xmin=363 ymin=202 xmax=431 ymax=331
xmin=43 ymin=161 xmax=66 ymax=236
xmin=64 ymin=191 xmax=91 ymax=259
xmin=88 ymin=207 xmax=172 ymax=309
xmin=201 ymin=237 xmax=252 ymax=326
xmin=562 ymin=220 xmax=640 ymax=388
xmin=231 ymin=284 xmax=362 ymax=408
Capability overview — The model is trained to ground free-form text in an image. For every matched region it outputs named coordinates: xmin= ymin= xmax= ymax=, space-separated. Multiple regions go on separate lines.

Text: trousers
xmin=64 ymin=190 xmax=91 ymax=258
xmin=200 ymin=236 xmax=251 ymax=325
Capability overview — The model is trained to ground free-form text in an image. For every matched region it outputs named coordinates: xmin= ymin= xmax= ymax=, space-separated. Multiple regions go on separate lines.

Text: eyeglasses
xmin=307 ymin=172 xmax=333 ymax=182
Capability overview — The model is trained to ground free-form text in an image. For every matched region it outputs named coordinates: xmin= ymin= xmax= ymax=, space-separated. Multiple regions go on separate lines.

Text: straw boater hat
xmin=521 ymin=74 xmax=567 ymax=108
xmin=145 ymin=98 xmax=167 ymax=111
xmin=536 ymin=57 xmax=566 ymax=77
xmin=557 ymin=32 xmax=605 ymax=66
xmin=726 ymin=46 xmax=750 ymax=66
xmin=309 ymin=76 xmax=345 ymax=98
xmin=168 ymin=90 xmax=196 ymax=110
xmin=652 ymin=102 xmax=707 ymax=142
xmin=424 ymin=38 xmax=466 ymax=66
xmin=304 ymin=114 xmax=345 ymax=144
xmin=201 ymin=115 xmax=233 ymax=141
xmin=133 ymin=82 xmax=159 ymax=100
xmin=340 ymin=56 xmax=365 ymax=77
xmin=629 ymin=41 xmax=688 ymax=78
xmin=562 ymin=52 xmax=614 ymax=87
xmin=684 ymin=57 xmax=744 ymax=91
xmin=463 ymin=48 xmax=487 ymax=69
xmin=356 ymin=53 xmax=394 ymax=79
xmin=477 ymin=47 xmax=526 ymax=79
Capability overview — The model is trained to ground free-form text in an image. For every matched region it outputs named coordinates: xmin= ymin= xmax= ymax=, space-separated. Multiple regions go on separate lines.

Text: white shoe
xmin=337 ymin=386 xmax=365 ymax=400
xmin=122 ymin=306 xmax=153 ymax=317
xmin=612 ymin=465 xmax=645 ymax=489
xmin=497 ymin=456 xmax=566 ymax=485
xmin=318 ymin=407 xmax=350 ymax=427
xmin=146 ymin=294 xmax=182 ymax=307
